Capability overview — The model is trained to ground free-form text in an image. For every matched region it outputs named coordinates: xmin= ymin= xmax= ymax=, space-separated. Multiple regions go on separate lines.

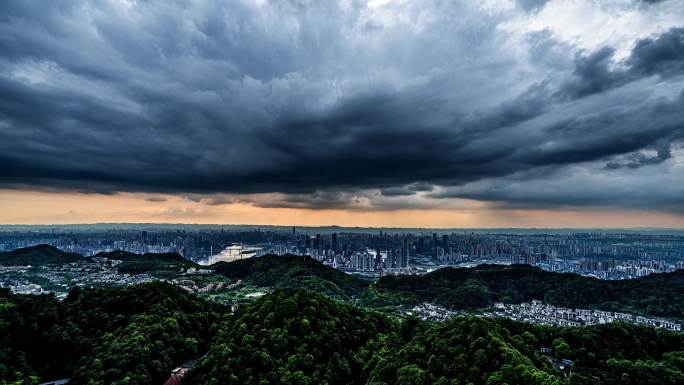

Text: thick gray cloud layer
xmin=0 ymin=0 xmax=683 ymax=212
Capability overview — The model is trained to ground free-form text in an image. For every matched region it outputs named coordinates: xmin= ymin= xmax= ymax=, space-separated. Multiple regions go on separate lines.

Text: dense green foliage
xmin=364 ymin=317 xmax=684 ymax=385
xmin=542 ymin=321 xmax=684 ymax=385
xmin=185 ymin=290 xmax=684 ymax=385
xmin=0 ymin=282 xmax=224 ymax=385
xmin=3 ymin=253 xmax=684 ymax=385
xmin=2 ymin=281 xmax=684 ymax=385
xmin=366 ymin=264 xmax=684 ymax=319
xmin=7 ymin=246 xmax=684 ymax=321
xmin=0 ymin=244 xmax=195 ymax=274
xmin=185 ymin=289 xmax=396 ymax=385
xmin=363 ymin=317 xmax=562 ymax=385
xmin=93 ymin=250 xmax=197 ymax=274
xmin=0 ymin=245 xmax=83 ymax=265
xmin=212 ymin=254 xmax=369 ymax=299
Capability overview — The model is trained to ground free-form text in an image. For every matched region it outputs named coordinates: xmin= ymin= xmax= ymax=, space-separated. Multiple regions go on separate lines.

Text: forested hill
xmin=212 ymin=254 xmax=369 ymax=298
xmin=0 ymin=281 xmax=225 ymax=385
xmin=91 ymin=249 xmax=197 ymax=273
xmin=91 ymin=249 xmax=187 ymax=262
xmin=185 ymin=289 xmax=684 ymax=385
xmin=362 ymin=315 xmax=684 ymax=385
xmin=0 ymin=244 xmax=83 ymax=265
xmin=366 ymin=264 xmax=684 ymax=320
xmin=0 ymin=244 xmax=196 ymax=273
xmin=184 ymin=289 xmax=397 ymax=385
xmin=4 ymin=244 xmax=684 ymax=320
xmin=2 ymin=284 xmax=684 ymax=384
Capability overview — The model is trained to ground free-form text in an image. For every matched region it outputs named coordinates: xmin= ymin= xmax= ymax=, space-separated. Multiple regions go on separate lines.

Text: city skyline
xmin=2 ymin=0 xmax=684 ymax=227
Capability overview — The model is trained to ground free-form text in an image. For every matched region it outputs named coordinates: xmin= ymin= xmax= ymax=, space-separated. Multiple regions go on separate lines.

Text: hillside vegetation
xmin=0 ymin=244 xmax=196 ymax=274
xmin=0 ymin=245 xmax=82 ymax=265
xmin=92 ymin=249 xmax=197 ymax=274
xmin=184 ymin=289 xmax=684 ymax=385
xmin=0 ymin=282 xmax=224 ymax=385
xmin=364 ymin=316 xmax=684 ymax=385
xmin=4 ymin=246 xmax=684 ymax=320
xmin=185 ymin=289 xmax=396 ymax=385
xmin=363 ymin=264 xmax=684 ymax=320
xmin=212 ymin=254 xmax=369 ymax=299
xmin=2 ymin=282 xmax=683 ymax=384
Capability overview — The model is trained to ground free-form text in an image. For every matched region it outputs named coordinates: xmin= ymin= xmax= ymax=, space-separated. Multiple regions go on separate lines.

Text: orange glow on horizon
xmin=1 ymin=189 xmax=684 ymax=229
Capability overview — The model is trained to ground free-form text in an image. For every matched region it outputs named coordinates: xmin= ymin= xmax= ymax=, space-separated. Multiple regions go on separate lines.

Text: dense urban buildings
xmin=3 ymin=225 xmax=684 ymax=385
xmin=1 ymin=226 xmax=683 ymax=281
xmin=3 ymin=0 xmax=684 ymax=384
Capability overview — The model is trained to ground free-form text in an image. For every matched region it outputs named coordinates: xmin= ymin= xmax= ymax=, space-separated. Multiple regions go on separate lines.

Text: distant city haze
xmin=3 ymin=1 xmax=684 ymax=384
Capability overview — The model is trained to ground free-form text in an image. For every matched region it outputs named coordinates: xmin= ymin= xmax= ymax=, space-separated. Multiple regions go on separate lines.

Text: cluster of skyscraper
xmin=2 ymin=227 xmax=684 ymax=279
xmin=290 ymin=229 xmax=411 ymax=272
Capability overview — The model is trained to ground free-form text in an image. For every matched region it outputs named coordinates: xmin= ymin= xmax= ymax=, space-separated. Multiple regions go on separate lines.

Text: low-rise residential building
xmin=485 ymin=301 xmax=682 ymax=331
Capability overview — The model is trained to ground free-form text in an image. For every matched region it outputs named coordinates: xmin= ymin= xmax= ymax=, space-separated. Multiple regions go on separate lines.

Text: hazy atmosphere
xmin=2 ymin=0 xmax=684 ymax=226
xmin=4 ymin=3 xmax=684 ymax=384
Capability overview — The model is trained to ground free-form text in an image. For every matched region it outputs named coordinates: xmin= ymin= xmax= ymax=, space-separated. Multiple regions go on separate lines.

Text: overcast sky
xmin=1 ymin=0 xmax=683 ymax=227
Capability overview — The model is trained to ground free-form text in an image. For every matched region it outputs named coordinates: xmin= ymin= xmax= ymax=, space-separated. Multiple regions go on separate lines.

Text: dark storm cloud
xmin=379 ymin=187 xmax=416 ymax=197
xmin=428 ymin=160 xmax=684 ymax=213
xmin=605 ymin=142 xmax=672 ymax=169
xmin=0 ymin=0 xmax=683 ymax=212
xmin=559 ymin=47 xmax=628 ymax=99
xmin=427 ymin=89 xmax=684 ymax=211
xmin=254 ymin=191 xmax=366 ymax=210
xmin=628 ymin=27 xmax=684 ymax=76
xmin=407 ymin=182 xmax=434 ymax=192
xmin=558 ymin=28 xmax=684 ymax=100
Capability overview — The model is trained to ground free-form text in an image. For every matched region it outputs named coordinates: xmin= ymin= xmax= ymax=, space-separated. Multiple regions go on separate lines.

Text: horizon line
xmin=1 ymin=222 xmax=683 ymax=231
